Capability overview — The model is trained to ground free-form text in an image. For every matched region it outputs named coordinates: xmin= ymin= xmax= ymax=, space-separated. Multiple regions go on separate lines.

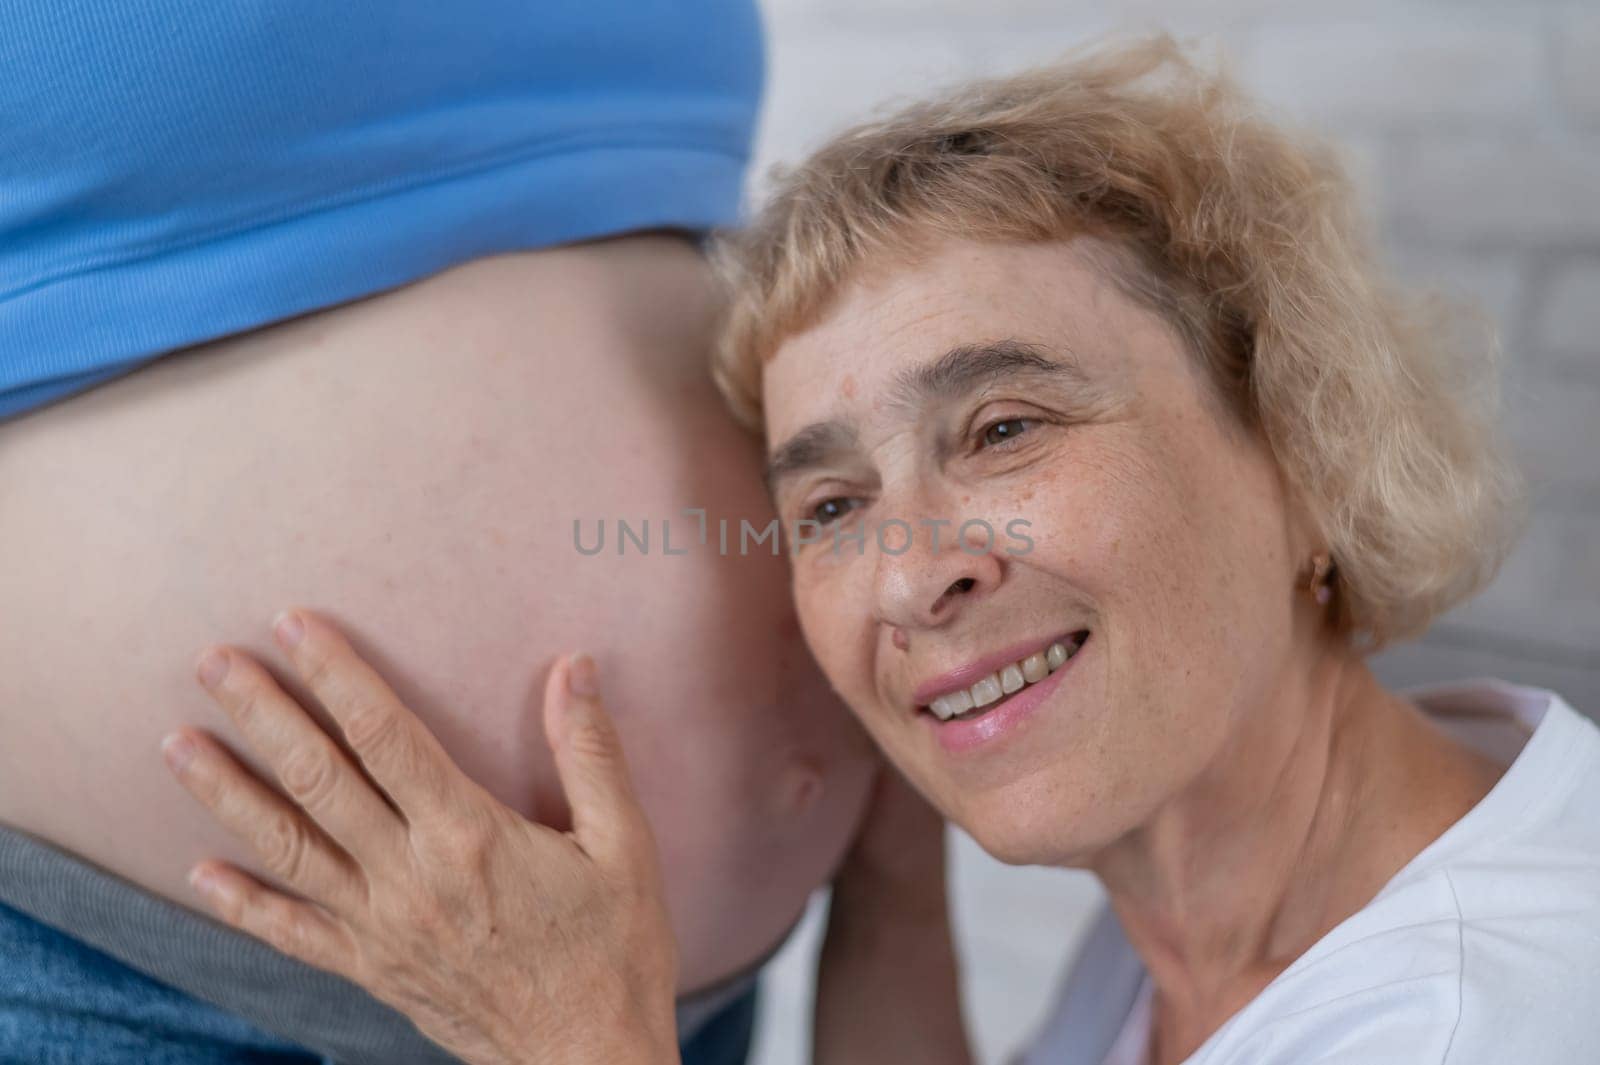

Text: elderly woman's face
xmin=762 ymin=237 xmax=1312 ymax=865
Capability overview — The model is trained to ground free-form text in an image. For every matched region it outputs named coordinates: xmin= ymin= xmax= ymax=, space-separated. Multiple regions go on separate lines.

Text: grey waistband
xmin=0 ymin=822 xmax=464 ymax=1064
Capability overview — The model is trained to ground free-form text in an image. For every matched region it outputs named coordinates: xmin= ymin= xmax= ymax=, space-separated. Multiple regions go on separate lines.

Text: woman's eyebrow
xmin=764 ymin=340 xmax=1090 ymax=494
xmin=764 ymin=418 xmax=858 ymax=496
xmin=891 ymin=338 xmax=1088 ymax=410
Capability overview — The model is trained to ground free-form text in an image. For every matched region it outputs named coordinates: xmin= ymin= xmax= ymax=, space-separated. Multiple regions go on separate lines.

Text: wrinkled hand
xmin=161 ymin=610 xmax=679 ymax=1065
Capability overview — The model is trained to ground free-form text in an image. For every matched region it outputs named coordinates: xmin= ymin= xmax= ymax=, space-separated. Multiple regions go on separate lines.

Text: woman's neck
xmin=1090 ymin=646 xmax=1504 ymax=1064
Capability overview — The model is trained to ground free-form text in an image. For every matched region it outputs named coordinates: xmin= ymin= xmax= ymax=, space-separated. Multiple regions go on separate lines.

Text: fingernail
xmin=196 ymin=649 xmax=229 ymax=691
xmin=161 ymin=733 xmax=197 ymax=774
xmin=273 ymin=611 xmax=304 ymax=650
xmin=567 ymin=653 xmax=599 ymax=698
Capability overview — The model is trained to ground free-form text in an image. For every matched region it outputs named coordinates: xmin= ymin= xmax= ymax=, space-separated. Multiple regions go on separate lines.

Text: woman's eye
xmin=810 ymin=497 xmax=859 ymax=526
xmin=982 ymin=417 xmax=1035 ymax=447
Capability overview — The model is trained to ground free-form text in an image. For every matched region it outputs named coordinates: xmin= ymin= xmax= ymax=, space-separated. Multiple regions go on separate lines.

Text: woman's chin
xmin=952 ymin=789 xmax=1109 ymax=869
xmin=947 ymin=796 xmax=1075 ymax=863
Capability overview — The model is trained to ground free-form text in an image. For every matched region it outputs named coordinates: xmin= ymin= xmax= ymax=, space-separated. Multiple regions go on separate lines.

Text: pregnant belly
xmin=0 ymin=235 xmax=876 ymax=992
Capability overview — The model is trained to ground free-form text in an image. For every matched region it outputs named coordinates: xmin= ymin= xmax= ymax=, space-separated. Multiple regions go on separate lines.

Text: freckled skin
xmin=765 ymin=236 xmax=1513 ymax=1064
xmin=762 ymin=237 xmax=1305 ymax=865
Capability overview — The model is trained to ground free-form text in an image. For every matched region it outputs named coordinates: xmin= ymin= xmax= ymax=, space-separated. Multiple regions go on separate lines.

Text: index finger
xmin=271 ymin=609 xmax=464 ymax=819
xmin=543 ymin=654 xmax=657 ymax=874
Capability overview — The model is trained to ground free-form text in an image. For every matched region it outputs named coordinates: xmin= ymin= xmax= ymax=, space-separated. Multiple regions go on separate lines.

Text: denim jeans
xmin=0 ymin=900 xmax=759 ymax=1065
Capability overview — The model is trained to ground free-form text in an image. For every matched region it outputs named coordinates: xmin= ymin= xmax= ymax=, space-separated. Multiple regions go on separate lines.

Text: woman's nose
xmin=872 ymin=520 xmax=1003 ymax=632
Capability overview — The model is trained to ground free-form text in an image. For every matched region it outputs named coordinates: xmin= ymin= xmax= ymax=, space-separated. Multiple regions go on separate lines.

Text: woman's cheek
xmin=999 ymin=467 xmax=1129 ymax=576
xmin=791 ymin=565 xmax=851 ymax=694
xmin=794 ymin=555 xmax=883 ymax=727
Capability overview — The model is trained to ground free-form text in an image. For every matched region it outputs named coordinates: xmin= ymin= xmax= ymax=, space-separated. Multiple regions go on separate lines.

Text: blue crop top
xmin=0 ymin=0 xmax=763 ymax=420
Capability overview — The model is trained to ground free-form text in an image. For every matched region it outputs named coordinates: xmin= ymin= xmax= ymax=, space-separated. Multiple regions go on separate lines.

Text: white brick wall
xmin=1391 ymin=136 xmax=1600 ymax=245
xmin=1246 ymin=22 xmax=1544 ymax=129
xmin=746 ymin=4 xmax=1599 ymax=1061
xmin=1537 ymin=259 xmax=1600 ymax=359
xmin=1556 ymin=10 xmax=1600 ymax=129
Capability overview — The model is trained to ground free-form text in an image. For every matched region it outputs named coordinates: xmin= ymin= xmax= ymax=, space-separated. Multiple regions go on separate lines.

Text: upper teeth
xmin=926 ymin=637 xmax=1082 ymax=721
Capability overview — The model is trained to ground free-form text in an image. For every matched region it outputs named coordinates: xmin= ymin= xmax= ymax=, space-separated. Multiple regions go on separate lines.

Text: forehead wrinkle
xmin=887 ymin=338 xmax=1088 ymax=416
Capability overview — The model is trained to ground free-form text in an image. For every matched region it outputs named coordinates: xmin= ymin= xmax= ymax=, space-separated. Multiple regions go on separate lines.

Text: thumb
xmin=542 ymin=653 xmax=652 ymax=869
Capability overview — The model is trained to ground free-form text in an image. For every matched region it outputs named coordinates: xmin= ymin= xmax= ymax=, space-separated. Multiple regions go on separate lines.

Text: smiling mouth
xmin=919 ymin=630 xmax=1090 ymax=722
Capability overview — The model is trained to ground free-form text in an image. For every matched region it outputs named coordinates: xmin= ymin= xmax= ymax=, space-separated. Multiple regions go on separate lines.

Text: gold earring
xmin=1306 ymin=553 xmax=1333 ymax=606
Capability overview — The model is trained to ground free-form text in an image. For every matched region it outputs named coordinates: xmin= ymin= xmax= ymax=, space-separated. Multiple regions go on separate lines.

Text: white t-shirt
xmin=1019 ymin=680 xmax=1600 ymax=1065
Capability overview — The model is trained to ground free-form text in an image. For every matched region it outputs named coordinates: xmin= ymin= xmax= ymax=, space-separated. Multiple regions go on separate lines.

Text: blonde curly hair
xmin=710 ymin=34 xmax=1522 ymax=647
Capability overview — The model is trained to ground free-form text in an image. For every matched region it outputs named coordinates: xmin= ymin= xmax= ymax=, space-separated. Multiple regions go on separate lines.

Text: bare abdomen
xmin=0 ymin=235 xmax=875 ymax=991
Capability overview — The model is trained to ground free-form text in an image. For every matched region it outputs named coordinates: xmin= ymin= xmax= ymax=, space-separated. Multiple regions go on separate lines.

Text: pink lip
xmin=921 ymin=632 xmax=1090 ymax=755
xmin=911 ymin=631 xmax=1083 ymax=708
